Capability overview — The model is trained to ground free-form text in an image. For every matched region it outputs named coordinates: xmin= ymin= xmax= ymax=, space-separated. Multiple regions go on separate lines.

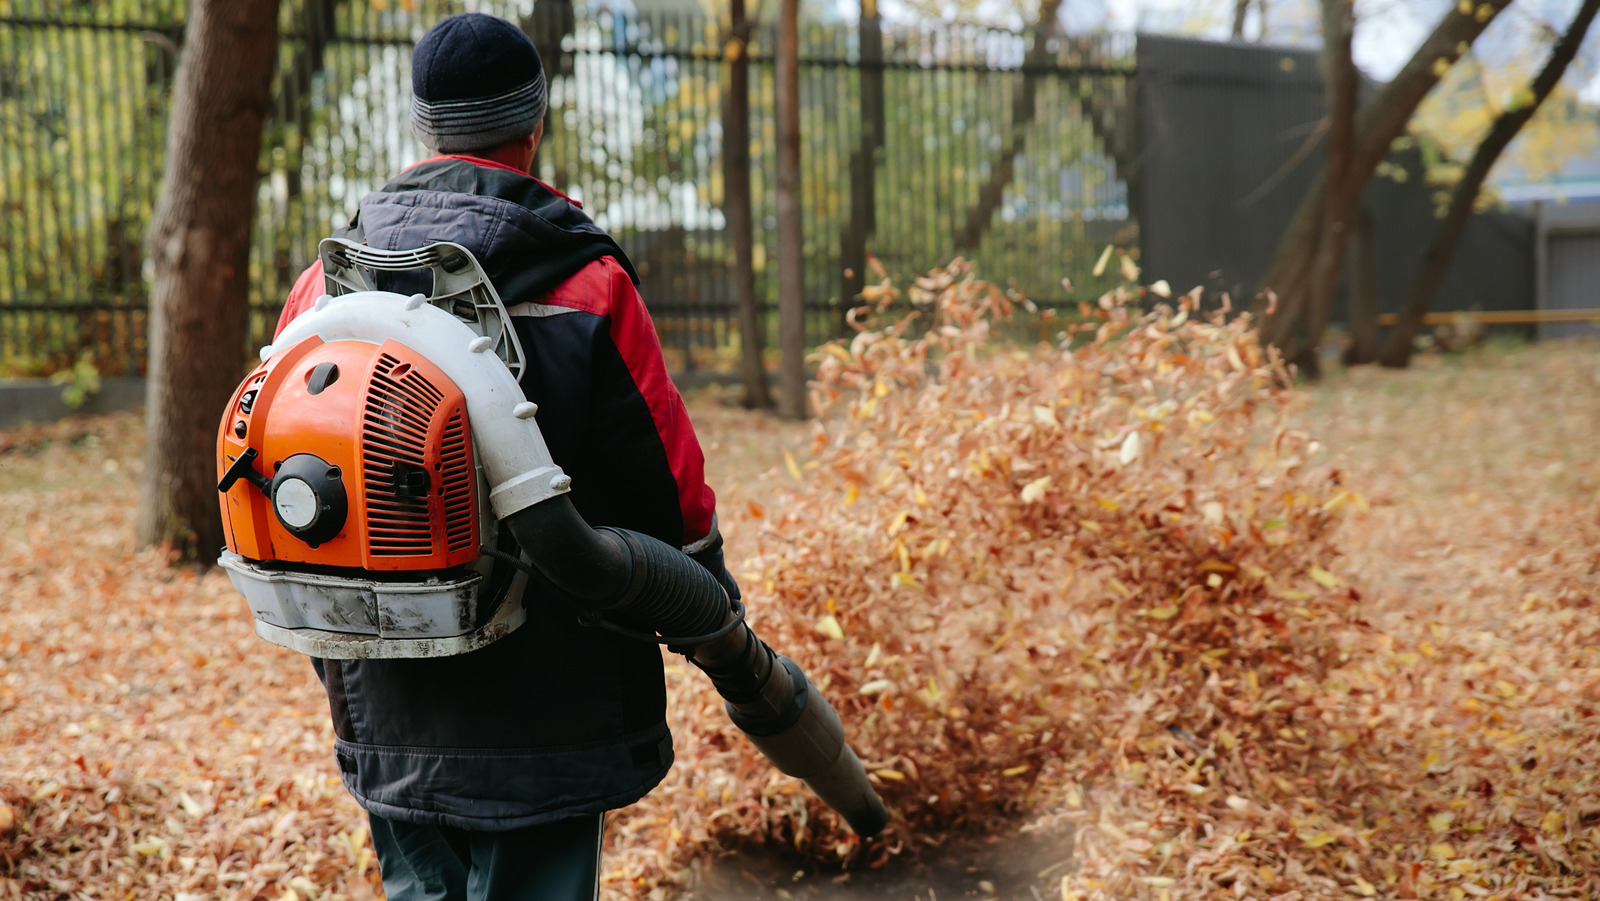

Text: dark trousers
xmin=368 ymin=812 xmax=604 ymax=901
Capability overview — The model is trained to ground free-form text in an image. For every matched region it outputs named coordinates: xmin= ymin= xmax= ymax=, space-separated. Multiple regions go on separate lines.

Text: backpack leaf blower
xmin=215 ymin=240 xmax=890 ymax=837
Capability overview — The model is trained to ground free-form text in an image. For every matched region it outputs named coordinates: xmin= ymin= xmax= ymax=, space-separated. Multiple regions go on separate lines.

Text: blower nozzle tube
xmin=505 ymin=499 xmax=891 ymax=837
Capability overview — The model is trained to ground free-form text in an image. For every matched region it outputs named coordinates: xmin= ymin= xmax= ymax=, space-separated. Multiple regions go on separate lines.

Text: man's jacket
xmin=274 ymin=156 xmax=718 ymax=831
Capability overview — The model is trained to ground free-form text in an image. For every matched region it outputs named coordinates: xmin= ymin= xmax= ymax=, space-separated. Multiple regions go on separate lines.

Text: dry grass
xmin=1 ymin=329 xmax=1597 ymax=900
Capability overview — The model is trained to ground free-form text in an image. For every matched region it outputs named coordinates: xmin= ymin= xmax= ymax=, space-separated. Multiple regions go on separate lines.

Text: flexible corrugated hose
xmin=504 ymin=497 xmax=890 ymax=837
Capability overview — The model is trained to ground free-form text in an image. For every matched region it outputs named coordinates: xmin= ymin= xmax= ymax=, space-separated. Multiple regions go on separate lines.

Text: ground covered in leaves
xmin=2 ymin=310 xmax=1598 ymax=900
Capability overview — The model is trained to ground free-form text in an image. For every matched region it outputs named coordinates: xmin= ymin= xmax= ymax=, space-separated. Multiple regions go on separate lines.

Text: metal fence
xmin=0 ymin=0 xmax=1136 ymax=378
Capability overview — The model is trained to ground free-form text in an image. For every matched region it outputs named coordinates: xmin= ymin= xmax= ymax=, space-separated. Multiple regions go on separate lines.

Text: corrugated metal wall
xmin=1135 ymin=34 xmax=1533 ymax=321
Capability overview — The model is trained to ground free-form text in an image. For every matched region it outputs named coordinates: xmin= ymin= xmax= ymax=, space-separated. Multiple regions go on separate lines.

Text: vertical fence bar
xmin=23 ymin=18 xmax=46 ymax=362
xmin=1 ymin=19 xmax=17 ymax=365
xmin=105 ymin=27 xmax=128 ymax=373
xmin=80 ymin=24 xmax=104 ymax=366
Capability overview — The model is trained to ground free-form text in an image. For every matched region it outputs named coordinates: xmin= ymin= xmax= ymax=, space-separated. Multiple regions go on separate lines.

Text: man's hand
xmin=687 ymin=531 xmax=741 ymax=601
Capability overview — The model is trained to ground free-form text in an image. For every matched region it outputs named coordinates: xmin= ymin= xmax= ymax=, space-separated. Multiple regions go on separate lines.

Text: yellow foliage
xmin=1411 ymin=52 xmax=1599 ymax=188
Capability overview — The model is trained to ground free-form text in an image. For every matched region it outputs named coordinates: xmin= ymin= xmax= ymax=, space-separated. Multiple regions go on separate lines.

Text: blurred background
xmin=4 ymin=0 xmax=1595 ymax=394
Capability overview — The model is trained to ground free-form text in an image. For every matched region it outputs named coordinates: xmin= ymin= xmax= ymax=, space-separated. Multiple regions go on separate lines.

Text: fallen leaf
xmin=1021 ymin=476 xmax=1052 ymax=504
xmin=1119 ymin=432 xmax=1142 ymax=465
xmin=1092 ymin=244 xmax=1114 ymax=277
xmin=1541 ymin=810 xmax=1565 ymax=834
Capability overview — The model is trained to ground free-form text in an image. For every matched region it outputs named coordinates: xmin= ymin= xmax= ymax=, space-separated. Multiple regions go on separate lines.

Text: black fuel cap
xmin=269 ymin=453 xmax=348 ymax=547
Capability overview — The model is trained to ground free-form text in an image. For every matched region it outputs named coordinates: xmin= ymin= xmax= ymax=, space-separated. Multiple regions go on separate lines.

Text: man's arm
xmin=508 ymin=257 xmax=728 ymax=583
xmin=595 ymin=264 xmax=732 ymax=595
xmin=592 ymin=261 xmax=718 ymax=548
xmin=590 ymin=263 xmax=735 ymax=596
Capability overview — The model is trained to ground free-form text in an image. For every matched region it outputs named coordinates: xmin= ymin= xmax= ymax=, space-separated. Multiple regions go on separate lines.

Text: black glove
xmin=687 ymin=530 xmax=741 ymax=601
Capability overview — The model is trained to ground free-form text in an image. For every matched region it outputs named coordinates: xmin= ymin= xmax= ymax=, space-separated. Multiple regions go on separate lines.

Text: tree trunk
xmin=839 ymin=0 xmax=885 ymax=314
xmin=723 ymin=0 xmax=771 ymax=409
xmin=1342 ymin=205 xmax=1379 ymax=365
xmin=1292 ymin=0 xmax=1357 ymax=378
xmin=1381 ymin=0 xmax=1600 ymax=368
xmin=952 ymin=0 xmax=1063 ymax=252
xmin=775 ymin=0 xmax=807 ymax=420
xmin=139 ymin=0 xmax=282 ymax=562
xmin=1259 ymin=0 xmax=1512 ymax=351
xmin=1232 ymin=0 xmax=1250 ymax=38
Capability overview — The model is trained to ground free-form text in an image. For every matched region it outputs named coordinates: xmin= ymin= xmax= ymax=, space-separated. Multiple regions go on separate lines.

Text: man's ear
xmin=527 ymin=123 xmax=544 ymax=167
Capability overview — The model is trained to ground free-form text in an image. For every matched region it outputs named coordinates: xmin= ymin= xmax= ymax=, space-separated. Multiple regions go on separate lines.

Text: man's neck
xmin=462 ymin=142 xmax=534 ymax=174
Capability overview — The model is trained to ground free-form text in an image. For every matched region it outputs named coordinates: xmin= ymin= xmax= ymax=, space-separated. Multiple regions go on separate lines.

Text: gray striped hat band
xmin=411 ymin=78 xmax=548 ymax=153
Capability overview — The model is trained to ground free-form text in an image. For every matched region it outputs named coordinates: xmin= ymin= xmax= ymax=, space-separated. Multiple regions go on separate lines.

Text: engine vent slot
xmin=362 ymin=353 xmax=441 ymax=556
xmin=439 ymin=410 xmax=475 ymax=553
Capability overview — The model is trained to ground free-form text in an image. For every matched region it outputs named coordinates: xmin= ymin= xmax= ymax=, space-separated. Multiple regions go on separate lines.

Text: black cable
xmin=478 ymin=545 xmax=746 ymax=650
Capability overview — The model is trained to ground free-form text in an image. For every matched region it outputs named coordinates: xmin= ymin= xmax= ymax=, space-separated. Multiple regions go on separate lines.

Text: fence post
xmin=776 ymin=0 xmax=806 ymax=420
xmin=523 ymin=0 xmax=574 ymax=176
xmin=839 ymin=0 xmax=884 ymax=325
xmin=723 ymin=0 xmax=771 ymax=408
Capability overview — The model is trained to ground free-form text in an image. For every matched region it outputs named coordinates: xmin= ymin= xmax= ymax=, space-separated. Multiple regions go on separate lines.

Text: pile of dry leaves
xmin=610 ymin=263 xmax=1363 ymax=895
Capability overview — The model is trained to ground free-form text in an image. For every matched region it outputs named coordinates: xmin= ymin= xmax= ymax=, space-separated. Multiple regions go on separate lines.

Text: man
xmin=273 ymin=14 xmax=735 ymax=900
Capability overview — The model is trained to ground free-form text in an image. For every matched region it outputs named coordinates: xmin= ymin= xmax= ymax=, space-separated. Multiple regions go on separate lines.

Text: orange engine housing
xmin=218 ymin=336 xmax=480 ymax=571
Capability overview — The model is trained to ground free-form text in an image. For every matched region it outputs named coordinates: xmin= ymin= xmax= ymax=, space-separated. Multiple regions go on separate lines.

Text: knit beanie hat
xmin=410 ymin=13 xmax=548 ymax=153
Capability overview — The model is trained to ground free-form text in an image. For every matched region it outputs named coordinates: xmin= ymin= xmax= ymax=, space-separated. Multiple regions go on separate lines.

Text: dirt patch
xmin=684 ymin=825 xmax=1074 ymax=901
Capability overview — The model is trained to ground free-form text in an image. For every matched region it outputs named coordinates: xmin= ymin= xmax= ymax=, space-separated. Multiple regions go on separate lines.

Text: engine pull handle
xmin=218 ymin=447 xmax=272 ymax=495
